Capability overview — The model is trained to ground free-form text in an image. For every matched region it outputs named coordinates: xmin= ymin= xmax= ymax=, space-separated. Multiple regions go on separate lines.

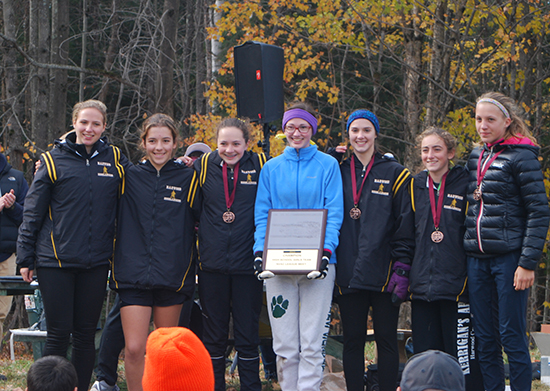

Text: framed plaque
xmin=263 ymin=209 xmax=328 ymax=275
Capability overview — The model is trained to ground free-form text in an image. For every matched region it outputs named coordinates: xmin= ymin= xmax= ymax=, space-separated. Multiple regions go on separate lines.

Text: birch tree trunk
xmin=195 ymin=0 xmax=207 ymax=114
xmin=210 ymin=0 xmax=223 ymax=75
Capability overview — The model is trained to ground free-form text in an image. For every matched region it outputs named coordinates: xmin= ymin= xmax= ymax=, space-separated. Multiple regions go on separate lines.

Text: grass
xmin=2 ymin=340 xmax=550 ymax=391
xmin=0 ymin=342 xmax=279 ymax=391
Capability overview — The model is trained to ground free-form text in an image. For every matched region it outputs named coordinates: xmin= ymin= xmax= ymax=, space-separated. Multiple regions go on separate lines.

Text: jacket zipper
xmin=225 ymin=167 xmax=234 ymax=272
xmin=428 ymin=183 xmax=438 ymax=301
xmin=147 ymin=170 xmax=160 ymax=286
xmin=476 ymin=147 xmax=493 ymax=253
xmin=87 ymin=158 xmax=93 ymax=267
xmin=296 ymin=149 xmax=300 ymax=208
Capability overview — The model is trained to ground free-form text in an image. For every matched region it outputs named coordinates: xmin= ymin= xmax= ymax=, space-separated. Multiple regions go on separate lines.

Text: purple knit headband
xmin=282 ymin=109 xmax=318 ymax=134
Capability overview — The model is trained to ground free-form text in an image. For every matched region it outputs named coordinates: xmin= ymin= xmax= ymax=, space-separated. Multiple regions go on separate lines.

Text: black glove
xmin=254 ymin=252 xmax=274 ymax=280
xmin=307 ymin=251 xmax=331 ymax=280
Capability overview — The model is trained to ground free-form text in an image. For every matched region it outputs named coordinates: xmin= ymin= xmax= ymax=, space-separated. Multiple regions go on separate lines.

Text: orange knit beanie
xmin=142 ymin=327 xmax=214 ymax=391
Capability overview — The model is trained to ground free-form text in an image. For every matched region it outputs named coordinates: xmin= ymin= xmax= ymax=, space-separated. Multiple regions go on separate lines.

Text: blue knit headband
xmin=346 ymin=109 xmax=380 ymax=134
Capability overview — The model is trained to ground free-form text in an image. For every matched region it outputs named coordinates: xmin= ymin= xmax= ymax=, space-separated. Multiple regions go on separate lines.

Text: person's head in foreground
xmin=26 ymin=355 xmax=77 ymax=391
xmin=398 ymin=350 xmax=465 ymax=391
xmin=142 ymin=327 xmax=214 ymax=391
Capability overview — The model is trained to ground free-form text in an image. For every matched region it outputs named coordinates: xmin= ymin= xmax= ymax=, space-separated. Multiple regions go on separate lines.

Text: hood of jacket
xmin=0 ymin=153 xmax=10 ymax=176
xmin=56 ymin=131 xmax=111 ymax=158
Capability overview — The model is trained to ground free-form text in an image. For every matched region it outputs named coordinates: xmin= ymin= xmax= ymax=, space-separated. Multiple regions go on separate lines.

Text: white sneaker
xmin=90 ymin=380 xmax=120 ymax=391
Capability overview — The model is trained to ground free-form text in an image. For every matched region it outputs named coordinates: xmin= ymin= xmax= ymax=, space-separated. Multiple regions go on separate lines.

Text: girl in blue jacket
xmin=254 ymin=102 xmax=344 ymax=391
xmin=111 ymin=113 xmax=197 ymax=391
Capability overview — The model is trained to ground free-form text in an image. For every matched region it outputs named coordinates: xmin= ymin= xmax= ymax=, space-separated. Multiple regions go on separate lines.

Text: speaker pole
xmin=262 ymin=123 xmax=270 ymax=155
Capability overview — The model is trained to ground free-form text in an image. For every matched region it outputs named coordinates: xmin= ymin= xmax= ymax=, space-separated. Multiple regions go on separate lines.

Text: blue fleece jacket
xmin=254 ymin=145 xmax=344 ymax=263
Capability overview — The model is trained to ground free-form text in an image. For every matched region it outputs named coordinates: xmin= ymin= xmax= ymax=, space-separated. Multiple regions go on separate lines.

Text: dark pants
xmin=259 ymin=339 xmax=277 ymax=380
xmin=412 ymin=299 xmax=457 ymax=356
xmin=468 ymin=252 xmax=531 ymax=391
xmin=199 ymin=271 xmax=262 ymax=391
xmin=95 ymin=295 xmax=124 ymax=386
xmin=38 ymin=265 xmax=109 ymax=391
xmin=337 ymin=290 xmax=399 ymax=391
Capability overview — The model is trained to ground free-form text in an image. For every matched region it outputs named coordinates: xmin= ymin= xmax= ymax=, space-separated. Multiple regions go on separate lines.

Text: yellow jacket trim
xmin=111 ymin=146 xmax=125 ymax=195
xmin=410 ymin=178 xmax=416 ymax=212
xmin=188 ymin=171 xmax=199 ymax=208
xmin=49 ymin=206 xmax=62 ymax=267
xmin=456 ymin=277 xmax=468 ymax=302
xmin=199 ymin=152 xmax=211 ymax=186
xmin=42 ymin=152 xmax=57 ymax=183
xmin=392 ymin=169 xmax=410 ymax=195
xmin=177 ymin=248 xmax=195 ymax=292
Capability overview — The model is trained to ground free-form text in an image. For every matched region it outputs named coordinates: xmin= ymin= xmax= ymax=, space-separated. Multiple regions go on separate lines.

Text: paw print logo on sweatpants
xmin=271 ymin=295 xmax=289 ymax=318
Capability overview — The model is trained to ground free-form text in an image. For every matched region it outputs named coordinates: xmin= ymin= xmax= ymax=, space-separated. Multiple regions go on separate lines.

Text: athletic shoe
xmin=90 ymin=380 xmax=120 ymax=391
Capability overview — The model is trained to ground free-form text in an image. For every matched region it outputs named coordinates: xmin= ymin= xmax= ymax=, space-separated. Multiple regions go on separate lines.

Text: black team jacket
xmin=17 ymin=133 xmax=126 ymax=270
xmin=335 ymin=152 xmax=414 ymax=296
xmin=409 ymin=166 xmax=468 ymax=302
xmin=190 ymin=150 xmax=266 ymax=275
xmin=110 ymin=159 xmax=196 ymax=297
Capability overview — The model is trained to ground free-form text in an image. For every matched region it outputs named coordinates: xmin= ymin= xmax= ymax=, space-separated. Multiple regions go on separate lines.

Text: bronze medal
xmin=350 ymin=207 xmax=361 ymax=220
xmin=431 ymin=230 xmax=444 ymax=243
xmin=350 ymin=155 xmax=374 ymax=221
xmin=428 ymin=173 xmax=448 ymax=245
xmin=222 ymin=161 xmax=239 ymax=224
xmin=473 ymin=187 xmax=482 ymax=201
xmin=223 ymin=211 xmax=235 ymax=224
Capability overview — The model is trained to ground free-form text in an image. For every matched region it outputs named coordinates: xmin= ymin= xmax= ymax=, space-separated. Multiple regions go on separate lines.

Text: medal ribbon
xmin=476 ymin=149 xmax=504 ymax=188
xmin=222 ymin=162 xmax=240 ymax=211
xmin=428 ymin=171 xmax=449 ymax=230
xmin=350 ymin=154 xmax=375 ymax=207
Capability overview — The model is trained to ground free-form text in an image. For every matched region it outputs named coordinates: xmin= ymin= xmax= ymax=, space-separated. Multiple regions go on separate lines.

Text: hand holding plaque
xmin=306 ymin=252 xmax=330 ymax=280
xmin=254 ymin=253 xmax=274 ymax=280
xmin=262 ymin=209 xmax=328 ymax=275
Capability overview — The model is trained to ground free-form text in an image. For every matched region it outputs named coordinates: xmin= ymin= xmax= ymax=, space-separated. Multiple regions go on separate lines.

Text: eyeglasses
xmin=284 ymin=125 xmax=311 ymax=134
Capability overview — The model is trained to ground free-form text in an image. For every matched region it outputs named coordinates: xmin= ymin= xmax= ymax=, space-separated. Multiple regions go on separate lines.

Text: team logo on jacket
xmin=444 ymin=194 xmax=462 ymax=212
xmin=164 ymin=186 xmax=182 ymax=203
xmin=7 ymin=176 xmax=16 ymax=181
xmin=97 ymin=165 xmax=114 ymax=177
xmin=371 ymin=179 xmax=390 ymax=196
xmin=240 ymin=169 xmax=257 ymax=185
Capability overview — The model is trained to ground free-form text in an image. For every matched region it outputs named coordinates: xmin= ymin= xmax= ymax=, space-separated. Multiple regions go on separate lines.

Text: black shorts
xmin=118 ymin=288 xmax=186 ymax=308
